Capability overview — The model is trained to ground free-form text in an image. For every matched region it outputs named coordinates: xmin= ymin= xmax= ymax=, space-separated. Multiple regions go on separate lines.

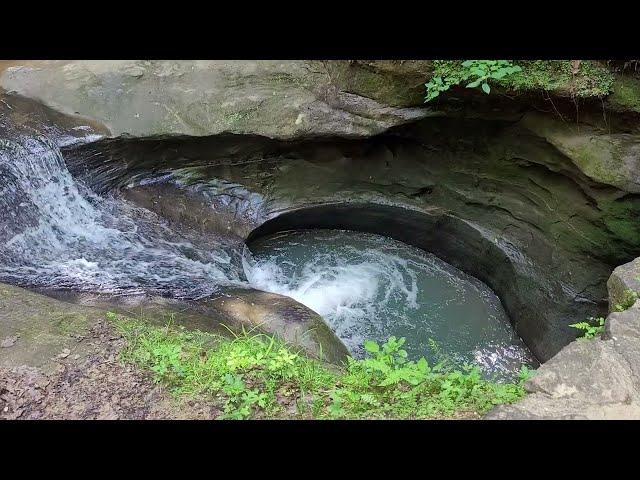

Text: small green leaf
xmin=482 ymin=83 xmax=491 ymax=94
xmin=364 ymin=340 xmax=379 ymax=353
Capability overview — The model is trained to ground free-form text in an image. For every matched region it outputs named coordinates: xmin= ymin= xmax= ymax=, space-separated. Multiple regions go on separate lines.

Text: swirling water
xmin=244 ymin=230 xmax=538 ymax=380
xmin=0 ymin=134 xmax=536 ymax=380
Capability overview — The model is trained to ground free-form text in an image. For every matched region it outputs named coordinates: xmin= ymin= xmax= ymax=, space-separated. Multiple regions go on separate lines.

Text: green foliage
xmin=504 ymin=60 xmax=614 ymax=97
xmin=112 ymin=314 xmax=531 ymax=420
xmin=329 ymin=336 xmax=529 ymax=419
xmin=614 ymin=289 xmax=639 ymax=312
xmin=425 ymin=60 xmax=522 ymax=102
xmin=425 ymin=60 xmax=614 ymax=103
xmin=569 ymin=317 xmax=606 ymax=340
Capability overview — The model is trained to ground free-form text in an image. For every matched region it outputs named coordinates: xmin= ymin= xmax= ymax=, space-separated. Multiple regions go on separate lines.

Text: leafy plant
xmin=221 ymin=373 xmax=269 ymax=419
xmin=425 ymin=60 xmax=522 ymax=102
xmin=517 ymin=365 xmax=534 ymax=383
xmin=569 ymin=317 xmax=606 ymax=340
xmin=112 ymin=313 xmax=532 ymax=420
xmin=614 ymin=289 xmax=639 ymax=312
xmin=462 ymin=60 xmax=522 ymax=94
xmin=425 ymin=60 xmax=614 ymax=103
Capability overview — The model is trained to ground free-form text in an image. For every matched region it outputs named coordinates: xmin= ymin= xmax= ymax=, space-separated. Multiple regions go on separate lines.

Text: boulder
xmin=607 ymin=257 xmax=640 ymax=312
xmin=0 ymin=60 xmax=433 ymax=140
xmin=0 ymin=282 xmax=349 ymax=372
xmin=487 ymin=268 xmax=640 ymax=419
xmin=520 ymin=111 xmax=640 ymax=193
xmin=202 ymin=288 xmax=350 ymax=365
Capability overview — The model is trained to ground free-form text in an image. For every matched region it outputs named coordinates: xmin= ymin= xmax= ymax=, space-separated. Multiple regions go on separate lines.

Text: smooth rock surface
xmin=202 ymin=288 xmax=350 ymax=364
xmin=487 ymin=262 xmax=640 ymax=419
xmin=0 ymin=60 xmax=433 ymax=140
xmin=0 ymin=282 xmax=349 ymax=370
xmin=520 ymin=112 xmax=640 ymax=193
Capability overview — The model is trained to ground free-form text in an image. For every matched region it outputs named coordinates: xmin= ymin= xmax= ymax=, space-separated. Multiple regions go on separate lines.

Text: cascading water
xmin=0 ymin=134 xmax=245 ymax=299
xmin=0 ymin=126 xmax=536 ymax=381
xmin=244 ymin=230 xmax=537 ymax=380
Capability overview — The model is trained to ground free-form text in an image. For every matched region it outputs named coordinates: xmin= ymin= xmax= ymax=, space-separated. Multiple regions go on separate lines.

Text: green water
xmin=244 ymin=229 xmax=538 ymax=381
xmin=245 ymin=230 xmax=537 ymax=379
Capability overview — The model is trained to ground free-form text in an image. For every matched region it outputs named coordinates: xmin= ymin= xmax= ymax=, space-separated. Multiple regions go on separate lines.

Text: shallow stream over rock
xmin=3 ymin=91 xmax=640 ymax=376
xmin=0 ymin=121 xmax=536 ymax=378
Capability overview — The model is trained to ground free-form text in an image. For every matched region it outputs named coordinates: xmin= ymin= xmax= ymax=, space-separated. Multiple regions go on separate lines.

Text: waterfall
xmin=0 ymin=133 xmax=245 ymax=298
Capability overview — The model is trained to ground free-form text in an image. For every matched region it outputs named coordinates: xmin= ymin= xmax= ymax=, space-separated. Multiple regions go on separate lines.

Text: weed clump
xmin=111 ymin=312 xmax=532 ymax=420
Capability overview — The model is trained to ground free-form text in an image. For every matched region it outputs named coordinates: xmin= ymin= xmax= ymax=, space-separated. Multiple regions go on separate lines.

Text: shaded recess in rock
xmin=60 ymin=115 xmax=640 ymax=362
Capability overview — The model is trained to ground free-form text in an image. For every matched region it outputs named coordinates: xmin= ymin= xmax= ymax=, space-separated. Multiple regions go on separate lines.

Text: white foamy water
xmin=244 ymin=230 xmax=538 ymax=381
xmin=0 ymin=135 xmax=245 ymax=299
xmin=0 ymin=133 xmax=536 ymax=381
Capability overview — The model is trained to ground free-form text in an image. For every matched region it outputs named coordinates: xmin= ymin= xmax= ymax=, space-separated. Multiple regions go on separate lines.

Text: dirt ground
xmin=0 ymin=284 xmax=481 ymax=420
xmin=0 ymin=320 xmax=218 ymax=420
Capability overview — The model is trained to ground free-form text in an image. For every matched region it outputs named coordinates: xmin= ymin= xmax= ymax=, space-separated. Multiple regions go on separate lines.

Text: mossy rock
xmin=520 ymin=111 xmax=640 ymax=193
xmin=608 ymin=258 xmax=640 ymax=314
xmin=608 ymin=74 xmax=640 ymax=113
xmin=0 ymin=60 xmax=433 ymax=140
xmin=0 ymin=283 xmax=101 ymax=372
xmin=325 ymin=60 xmax=434 ymax=107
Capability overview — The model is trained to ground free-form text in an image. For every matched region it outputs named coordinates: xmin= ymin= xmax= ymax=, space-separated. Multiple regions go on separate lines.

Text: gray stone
xmin=607 ymin=257 xmax=640 ymax=313
xmin=524 ymin=340 xmax=635 ymax=404
xmin=487 ymin=258 xmax=640 ymax=419
xmin=606 ymin=303 xmax=640 ymax=340
xmin=520 ymin=112 xmax=640 ymax=193
xmin=0 ymin=60 xmax=434 ymax=140
xmin=1 ymin=335 xmax=18 ymax=348
xmin=486 ymin=394 xmax=640 ymax=420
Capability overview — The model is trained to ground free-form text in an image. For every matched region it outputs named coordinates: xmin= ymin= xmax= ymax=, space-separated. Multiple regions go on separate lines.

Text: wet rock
xmin=520 ymin=112 xmax=640 ymax=193
xmin=202 ymin=288 xmax=350 ymax=365
xmin=42 ymin=287 xmax=349 ymax=365
xmin=93 ymin=118 xmax=640 ymax=361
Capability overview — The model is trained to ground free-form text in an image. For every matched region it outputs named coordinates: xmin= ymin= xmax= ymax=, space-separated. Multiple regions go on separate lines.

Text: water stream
xmin=0 ymin=135 xmax=244 ymax=299
xmin=244 ymin=230 xmax=537 ymax=380
xmin=0 ymin=134 xmax=537 ymax=381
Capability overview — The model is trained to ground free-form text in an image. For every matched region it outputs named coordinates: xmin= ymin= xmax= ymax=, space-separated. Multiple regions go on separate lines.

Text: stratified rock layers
xmin=61 ymin=117 xmax=640 ymax=362
xmin=487 ymin=258 xmax=640 ymax=419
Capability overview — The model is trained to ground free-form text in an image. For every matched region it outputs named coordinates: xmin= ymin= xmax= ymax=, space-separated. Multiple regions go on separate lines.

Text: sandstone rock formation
xmin=487 ymin=258 xmax=640 ymax=419
xmin=0 ymin=60 xmax=432 ymax=140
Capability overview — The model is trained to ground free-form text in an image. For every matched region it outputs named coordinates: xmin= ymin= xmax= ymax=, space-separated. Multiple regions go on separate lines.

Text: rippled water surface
xmin=245 ymin=230 xmax=538 ymax=380
xmin=0 ymin=132 xmax=537 ymax=381
xmin=0 ymin=135 xmax=244 ymax=299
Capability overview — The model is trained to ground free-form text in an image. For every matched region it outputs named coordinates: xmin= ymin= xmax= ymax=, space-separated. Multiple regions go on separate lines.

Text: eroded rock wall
xmin=487 ymin=258 xmax=640 ymax=419
xmin=0 ymin=61 xmax=432 ymax=140
xmin=61 ymin=117 xmax=640 ymax=362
